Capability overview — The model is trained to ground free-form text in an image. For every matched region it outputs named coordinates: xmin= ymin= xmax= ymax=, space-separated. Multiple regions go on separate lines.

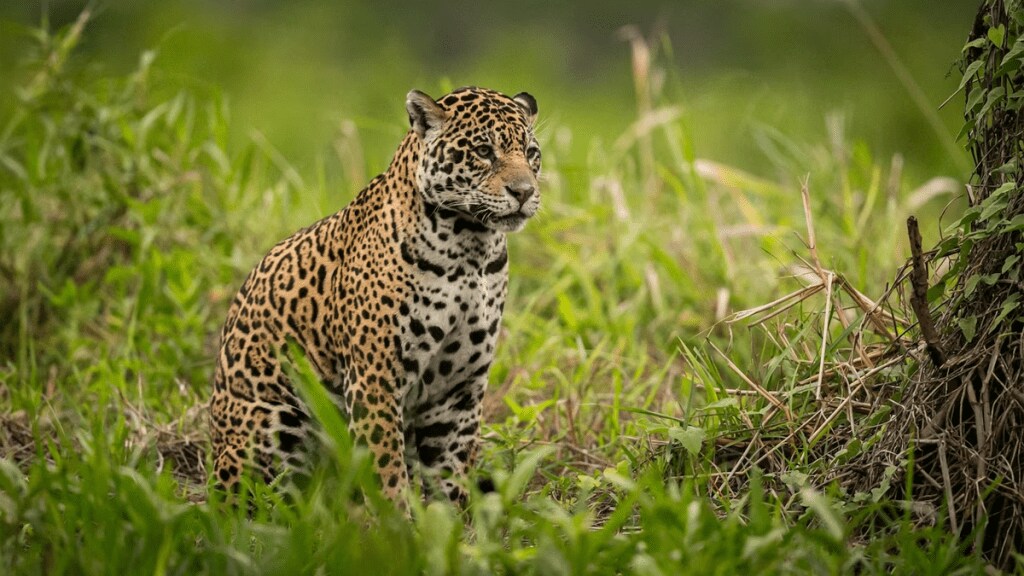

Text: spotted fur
xmin=210 ymin=87 xmax=540 ymax=506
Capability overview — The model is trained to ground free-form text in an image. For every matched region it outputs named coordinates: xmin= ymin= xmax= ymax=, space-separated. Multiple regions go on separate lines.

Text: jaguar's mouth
xmin=485 ymin=211 xmax=530 ymax=233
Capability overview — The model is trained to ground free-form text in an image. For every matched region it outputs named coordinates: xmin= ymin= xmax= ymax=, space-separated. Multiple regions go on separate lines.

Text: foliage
xmin=0 ymin=10 xmax=306 ymax=420
xmin=0 ymin=10 xmax=1006 ymax=575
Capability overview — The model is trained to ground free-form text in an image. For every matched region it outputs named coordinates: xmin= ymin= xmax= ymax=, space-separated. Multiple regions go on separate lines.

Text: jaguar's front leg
xmin=344 ymin=376 xmax=410 ymax=508
xmin=412 ymin=377 xmax=485 ymax=505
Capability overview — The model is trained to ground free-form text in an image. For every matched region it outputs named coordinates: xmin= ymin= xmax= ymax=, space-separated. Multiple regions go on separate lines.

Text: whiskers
xmin=427 ymin=196 xmax=474 ymax=216
xmin=427 ymin=189 xmax=540 ymax=230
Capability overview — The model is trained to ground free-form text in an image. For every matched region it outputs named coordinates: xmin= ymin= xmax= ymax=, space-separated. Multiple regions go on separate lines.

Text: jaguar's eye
xmin=527 ymin=146 xmax=541 ymax=161
xmin=474 ymin=144 xmax=494 ymax=159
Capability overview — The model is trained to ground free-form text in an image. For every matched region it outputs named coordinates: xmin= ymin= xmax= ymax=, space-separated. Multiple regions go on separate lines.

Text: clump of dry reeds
xmin=707 ymin=178 xmax=917 ymax=495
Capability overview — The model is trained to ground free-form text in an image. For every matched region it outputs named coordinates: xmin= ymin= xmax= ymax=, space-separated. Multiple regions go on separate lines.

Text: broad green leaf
xmin=943 ymin=205 xmax=981 ymax=236
xmin=990 ymin=295 xmax=1020 ymax=332
xmin=927 ymin=279 xmax=946 ymax=303
xmin=1003 ymin=214 xmax=1024 ymax=232
xmin=780 ymin=470 xmax=809 ymax=490
xmin=988 ymin=24 xmax=1006 ymax=48
xmin=958 ymin=315 xmax=977 ymax=343
xmin=956 ymin=118 xmax=974 ymax=142
xmin=979 ymin=194 xmax=1009 ymax=222
xmin=934 ymin=235 xmax=962 ymax=258
xmin=838 ymin=438 xmax=863 ymax=461
xmin=959 ymin=60 xmax=985 ymax=91
xmin=989 ymin=182 xmax=1016 ymax=199
xmin=964 ymin=274 xmax=980 ymax=298
xmin=1009 ymin=95 xmax=1024 ymax=113
xmin=870 ymin=465 xmax=899 ymax=502
xmin=964 ymin=88 xmax=990 ymax=114
xmin=601 ymin=467 xmax=636 ymax=491
xmin=963 ymin=37 xmax=988 ymax=52
xmin=1001 ymin=38 xmax=1024 ymax=67
xmin=977 ymin=86 xmax=1006 ymax=121
xmin=995 ymin=159 xmax=1018 ymax=173
xmin=981 ymin=273 xmax=1001 ymax=286
xmin=668 ymin=425 xmax=705 ymax=455
xmin=576 ymin=474 xmax=600 ymax=492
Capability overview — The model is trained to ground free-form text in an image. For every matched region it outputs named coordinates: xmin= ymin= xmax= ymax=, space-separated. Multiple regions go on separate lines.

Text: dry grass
xmin=694 ymin=178 xmax=916 ymax=497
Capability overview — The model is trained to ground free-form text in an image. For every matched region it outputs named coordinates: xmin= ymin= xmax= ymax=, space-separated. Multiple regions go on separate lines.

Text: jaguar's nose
xmin=505 ymin=182 xmax=536 ymax=207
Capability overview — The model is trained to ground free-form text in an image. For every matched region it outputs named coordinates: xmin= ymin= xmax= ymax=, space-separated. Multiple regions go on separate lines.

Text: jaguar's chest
xmin=394 ymin=232 xmax=509 ymax=409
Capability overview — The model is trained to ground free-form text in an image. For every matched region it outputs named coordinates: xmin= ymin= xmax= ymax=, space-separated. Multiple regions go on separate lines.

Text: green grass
xmin=0 ymin=13 xmax=1003 ymax=576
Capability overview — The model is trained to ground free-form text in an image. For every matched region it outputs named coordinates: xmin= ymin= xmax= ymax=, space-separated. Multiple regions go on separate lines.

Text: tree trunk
xmin=853 ymin=1 xmax=1024 ymax=568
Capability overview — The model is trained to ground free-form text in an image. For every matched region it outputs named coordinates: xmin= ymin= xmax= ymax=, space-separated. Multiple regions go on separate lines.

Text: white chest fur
xmin=396 ymin=213 xmax=509 ymax=420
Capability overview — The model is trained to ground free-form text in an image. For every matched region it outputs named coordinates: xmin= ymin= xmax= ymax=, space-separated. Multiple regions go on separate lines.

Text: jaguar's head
xmin=406 ymin=86 xmax=540 ymax=233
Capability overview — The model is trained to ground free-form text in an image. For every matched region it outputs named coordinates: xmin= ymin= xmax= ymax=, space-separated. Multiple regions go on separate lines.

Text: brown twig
xmin=906 ymin=216 xmax=946 ymax=366
xmin=800 ymin=177 xmax=825 ymax=280
xmin=815 ymin=272 xmax=835 ymax=400
xmin=709 ymin=341 xmax=795 ymax=423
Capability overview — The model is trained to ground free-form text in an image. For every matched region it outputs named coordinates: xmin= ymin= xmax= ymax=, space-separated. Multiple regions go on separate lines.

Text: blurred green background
xmin=0 ymin=1 xmax=976 ymax=185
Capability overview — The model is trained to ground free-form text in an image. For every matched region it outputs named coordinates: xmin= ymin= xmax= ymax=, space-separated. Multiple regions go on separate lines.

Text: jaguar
xmin=210 ymin=86 xmax=541 ymax=507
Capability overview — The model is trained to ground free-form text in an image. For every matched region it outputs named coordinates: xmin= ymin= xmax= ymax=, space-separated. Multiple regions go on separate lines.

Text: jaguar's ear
xmin=406 ymin=90 xmax=446 ymax=139
xmin=512 ymin=92 xmax=538 ymax=125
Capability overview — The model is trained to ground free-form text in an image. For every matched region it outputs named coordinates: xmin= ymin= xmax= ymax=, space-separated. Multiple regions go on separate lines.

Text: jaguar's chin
xmin=485 ymin=212 xmax=530 ymax=233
